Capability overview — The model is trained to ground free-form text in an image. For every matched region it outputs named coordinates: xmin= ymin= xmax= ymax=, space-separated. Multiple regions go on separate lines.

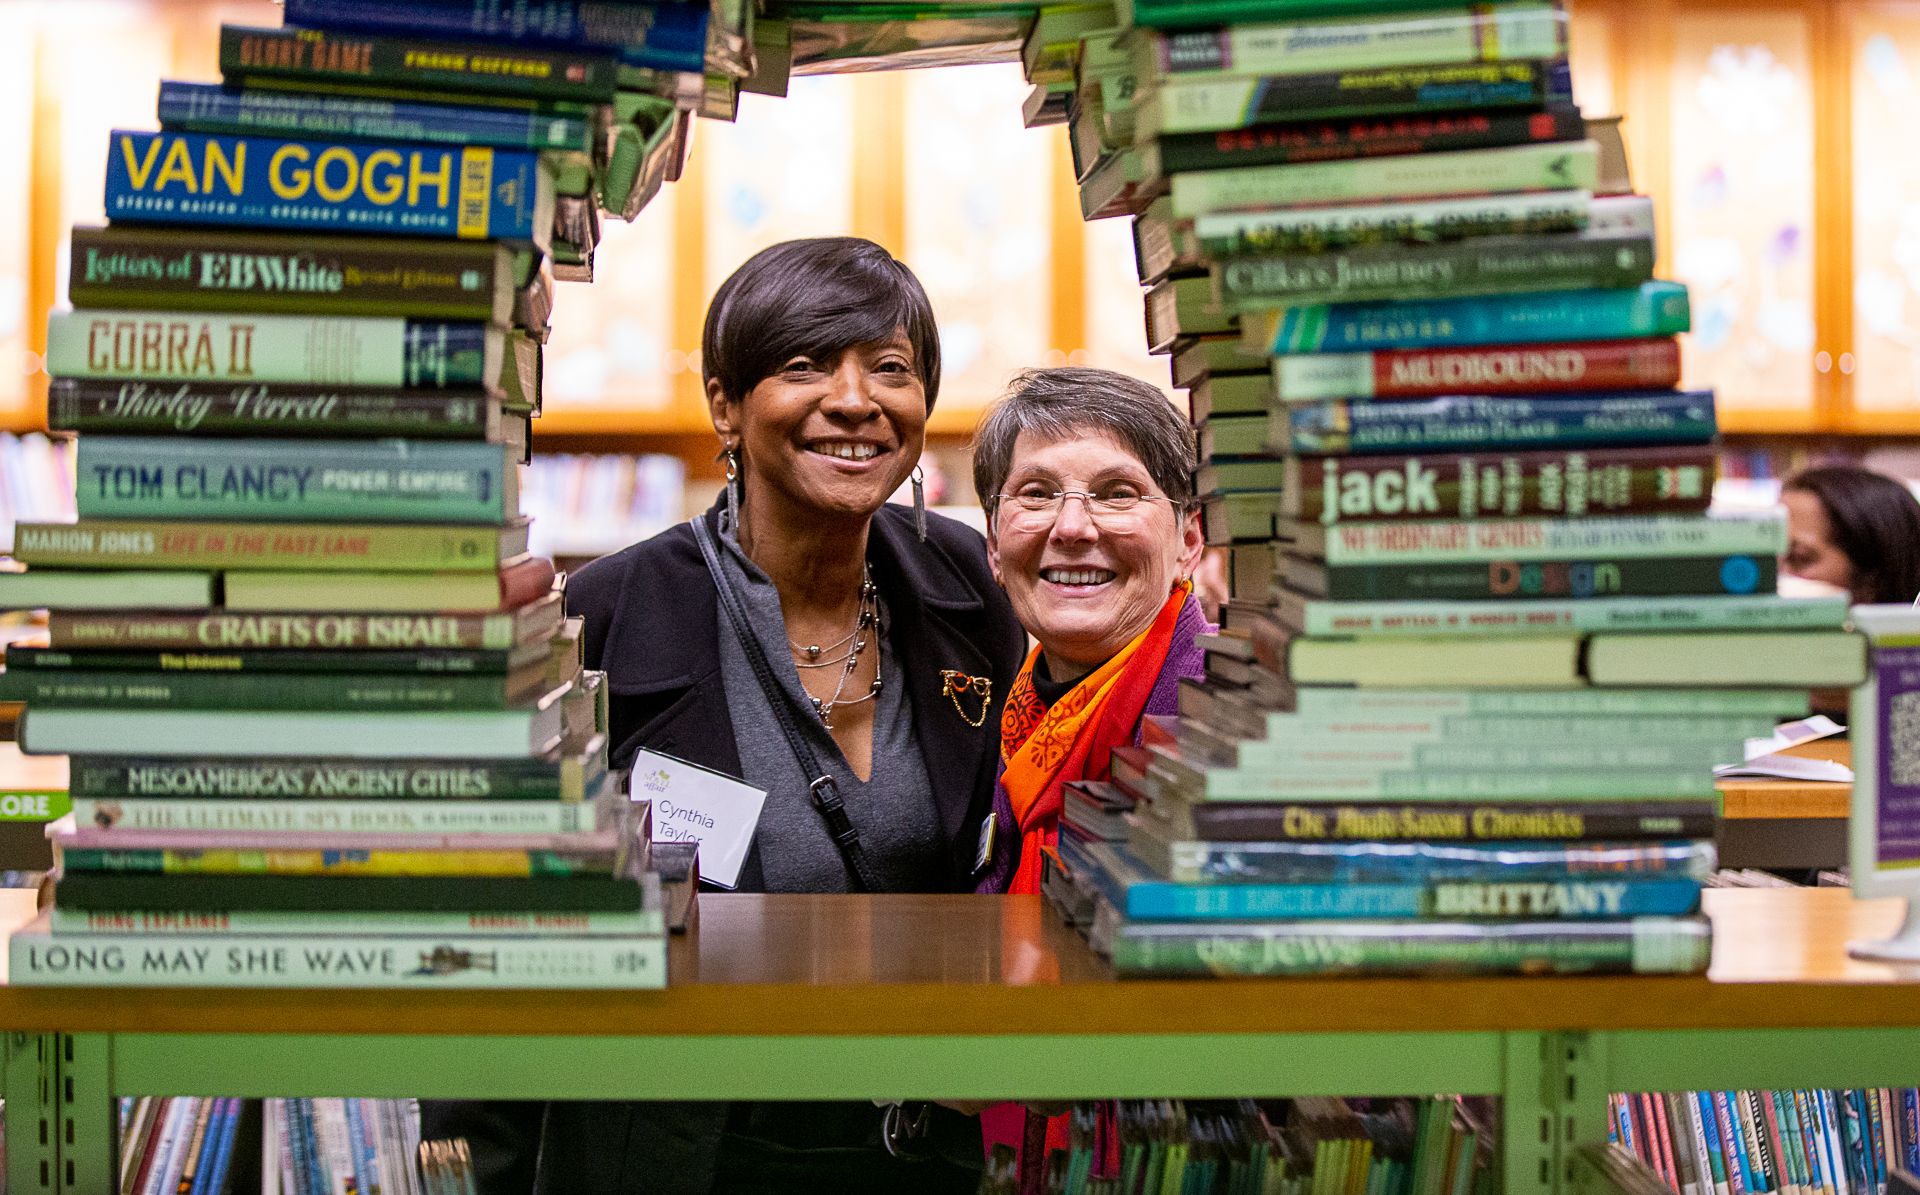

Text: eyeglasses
xmin=992 ymin=487 xmax=1174 ymax=532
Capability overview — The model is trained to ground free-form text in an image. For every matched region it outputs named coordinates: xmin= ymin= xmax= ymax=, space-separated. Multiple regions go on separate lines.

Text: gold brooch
xmin=940 ymin=670 xmax=992 ymax=728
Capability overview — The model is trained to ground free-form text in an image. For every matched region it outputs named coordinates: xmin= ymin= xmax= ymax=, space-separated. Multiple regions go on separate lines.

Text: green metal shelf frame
xmin=12 ymin=1023 xmax=1917 ymax=1194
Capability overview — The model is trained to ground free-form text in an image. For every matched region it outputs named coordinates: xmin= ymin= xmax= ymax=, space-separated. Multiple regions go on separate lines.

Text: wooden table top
xmin=1717 ymin=738 xmax=1851 ymax=820
xmin=0 ymin=888 xmax=1915 ymax=1039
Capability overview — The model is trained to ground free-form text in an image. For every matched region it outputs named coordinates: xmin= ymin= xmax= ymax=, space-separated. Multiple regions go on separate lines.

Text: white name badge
xmin=629 ymin=750 xmax=767 ymax=890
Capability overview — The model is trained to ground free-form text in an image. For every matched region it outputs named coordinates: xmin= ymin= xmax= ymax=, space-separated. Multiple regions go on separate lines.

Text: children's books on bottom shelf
xmin=1611 ymin=1088 xmax=1920 ymax=1195
xmin=977 ymin=1096 xmax=1498 ymax=1195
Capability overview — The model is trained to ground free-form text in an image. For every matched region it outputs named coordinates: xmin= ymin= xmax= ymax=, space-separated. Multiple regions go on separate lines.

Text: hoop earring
xmin=911 ymin=466 xmax=927 ymax=542
xmin=724 ymin=446 xmax=741 ymax=529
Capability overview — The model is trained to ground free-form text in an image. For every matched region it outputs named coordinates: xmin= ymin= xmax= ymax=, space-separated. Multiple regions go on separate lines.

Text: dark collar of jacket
xmin=563 ymin=496 xmax=1026 ymax=893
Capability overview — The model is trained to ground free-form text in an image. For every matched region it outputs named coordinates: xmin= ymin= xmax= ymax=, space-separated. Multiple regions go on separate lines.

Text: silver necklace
xmin=799 ymin=567 xmax=880 ymax=730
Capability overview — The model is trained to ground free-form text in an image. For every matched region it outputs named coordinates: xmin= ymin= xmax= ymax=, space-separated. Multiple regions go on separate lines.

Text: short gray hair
xmin=971 ymin=367 xmax=1195 ymax=520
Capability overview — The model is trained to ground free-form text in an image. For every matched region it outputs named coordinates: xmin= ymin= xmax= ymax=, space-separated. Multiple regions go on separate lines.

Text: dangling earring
xmin=910 ymin=466 xmax=927 ymax=541
xmin=724 ymin=445 xmax=741 ymax=529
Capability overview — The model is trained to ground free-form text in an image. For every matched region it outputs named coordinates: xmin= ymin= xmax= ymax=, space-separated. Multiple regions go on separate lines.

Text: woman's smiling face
xmin=714 ymin=330 xmax=926 ymax=524
xmin=987 ymin=426 xmax=1204 ymax=680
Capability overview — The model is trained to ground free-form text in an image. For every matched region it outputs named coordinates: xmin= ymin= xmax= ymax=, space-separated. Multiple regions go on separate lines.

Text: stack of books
xmin=0 ymin=2 xmax=727 ymax=991
xmin=1041 ymin=0 xmax=1870 ymax=977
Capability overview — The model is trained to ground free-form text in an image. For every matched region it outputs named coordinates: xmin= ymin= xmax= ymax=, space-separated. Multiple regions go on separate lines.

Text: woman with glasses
xmin=970 ymin=366 xmax=1211 ymax=896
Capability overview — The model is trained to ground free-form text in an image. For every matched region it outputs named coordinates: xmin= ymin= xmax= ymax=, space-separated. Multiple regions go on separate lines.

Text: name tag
xmin=629 ymin=750 xmax=767 ymax=890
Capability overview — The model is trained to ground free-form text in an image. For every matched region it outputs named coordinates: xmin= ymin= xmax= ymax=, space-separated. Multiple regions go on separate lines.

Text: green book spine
xmin=68 ymin=227 xmax=515 ymax=321
xmin=1302 ymin=512 xmax=1784 ymax=566
xmin=68 ymin=796 xmax=609 ymax=835
xmin=73 ymin=436 xmax=512 ymax=523
xmin=51 ymin=870 xmax=643 ymax=913
xmin=7 ymin=645 xmax=524 ymax=676
xmin=45 ymin=311 xmax=496 ymax=388
xmin=1 ymin=669 xmax=531 ymax=711
xmin=1170 ymin=139 xmax=1598 ymax=218
xmin=1123 ymin=0 xmax=1475 ymax=31
xmin=47 ymin=603 xmax=558 ymax=654
xmin=1140 ymin=3 xmax=1565 ymax=80
xmin=50 ymin=904 xmax=659 ymax=937
xmin=67 ymin=749 xmax=603 ymax=802
xmin=1288 ymin=593 xmax=1848 ymax=637
xmin=1233 ymin=741 xmax=1737 ymax=773
xmin=1143 ymin=59 xmax=1568 ymax=138
xmin=1295 ymin=552 xmax=1777 ymax=602
xmin=1199 ymin=768 xmax=1719 ymax=801
xmin=1192 ymin=189 xmax=1594 ymax=259
xmin=1106 ymin=916 xmax=1711 ymax=976
xmin=17 ymin=518 xmax=522 ymax=571
xmin=1215 ymin=234 xmax=1655 ymax=312
xmin=1283 ymin=687 xmax=1810 ymax=718
xmin=218 ymin=24 xmax=620 ymax=102
xmin=12 ymin=923 xmax=665 ymax=988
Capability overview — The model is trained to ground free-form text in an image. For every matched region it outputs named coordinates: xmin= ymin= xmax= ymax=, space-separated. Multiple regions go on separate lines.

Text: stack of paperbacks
xmin=0 ymin=0 xmax=790 ymax=990
xmin=1028 ymin=0 xmax=1869 ymax=978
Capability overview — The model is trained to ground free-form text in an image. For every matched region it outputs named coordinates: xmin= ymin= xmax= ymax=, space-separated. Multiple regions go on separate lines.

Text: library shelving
xmin=2 ymin=888 xmax=1920 ymax=1193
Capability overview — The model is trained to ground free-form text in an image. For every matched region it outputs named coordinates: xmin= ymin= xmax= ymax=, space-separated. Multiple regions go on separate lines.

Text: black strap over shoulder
xmin=691 ymin=515 xmax=886 ymax=893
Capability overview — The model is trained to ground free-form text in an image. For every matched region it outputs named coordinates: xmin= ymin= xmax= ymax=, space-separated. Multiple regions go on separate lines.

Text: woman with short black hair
xmin=426 ymin=236 xmax=1025 ymax=1193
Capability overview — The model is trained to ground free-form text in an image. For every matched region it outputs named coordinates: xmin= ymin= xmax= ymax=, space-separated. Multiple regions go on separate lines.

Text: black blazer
xmin=571 ymin=498 xmax=1025 ymax=891
xmin=423 ymin=500 xmax=1026 ymax=1194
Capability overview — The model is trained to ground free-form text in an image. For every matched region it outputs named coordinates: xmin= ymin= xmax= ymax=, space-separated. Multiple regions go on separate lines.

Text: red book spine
xmin=1345 ymin=338 xmax=1683 ymax=399
xmin=1650 ymin=1092 xmax=1684 ymax=1191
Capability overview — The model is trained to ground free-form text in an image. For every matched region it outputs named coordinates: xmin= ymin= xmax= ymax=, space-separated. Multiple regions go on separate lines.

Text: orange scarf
xmin=999 ymin=583 xmax=1192 ymax=895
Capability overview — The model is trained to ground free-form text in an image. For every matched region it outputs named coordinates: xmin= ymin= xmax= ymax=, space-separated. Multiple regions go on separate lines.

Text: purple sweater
xmin=975 ymin=596 xmax=1214 ymax=893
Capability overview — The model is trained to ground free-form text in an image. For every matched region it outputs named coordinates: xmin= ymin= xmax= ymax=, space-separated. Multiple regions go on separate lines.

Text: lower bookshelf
xmin=3 ymin=890 xmax=1919 ymax=1193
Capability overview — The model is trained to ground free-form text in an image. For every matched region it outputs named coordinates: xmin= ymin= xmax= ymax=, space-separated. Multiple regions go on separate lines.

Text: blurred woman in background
xmin=1782 ymin=465 xmax=1920 ymax=605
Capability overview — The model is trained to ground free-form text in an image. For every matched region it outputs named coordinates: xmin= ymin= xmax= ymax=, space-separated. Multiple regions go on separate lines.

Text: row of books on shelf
xmin=1020 ymin=0 xmax=1863 ymax=978
xmin=1608 ymin=1089 xmax=1920 ymax=1195
xmin=978 ymin=1096 xmax=1496 ymax=1195
xmin=113 ymin=1095 xmax=477 ymax=1195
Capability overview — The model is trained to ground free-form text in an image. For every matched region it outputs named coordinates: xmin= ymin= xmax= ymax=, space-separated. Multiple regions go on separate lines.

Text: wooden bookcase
xmin=5 ymin=888 xmax=1920 ymax=1194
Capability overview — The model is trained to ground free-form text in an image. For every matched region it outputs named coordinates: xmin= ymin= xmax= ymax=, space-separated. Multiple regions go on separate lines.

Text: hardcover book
xmin=157 ymin=80 xmax=595 ymax=154
xmin=103 ymin=129 xmax=553 ymax=246
xmin=48 ymin=595 xmax=563 ymax=652
xmin=1246 ymin=282 xmax=1693 ymax=354
xmin=1278 ymin=443 xmax=1715 ymax=525
xmin=1273 ymin=390 xmax=1717 ymax=456
xmin=218 ymin=24 xmax=621 ymax=102
xmin=1145 ymin=106 xmax=1588 ymax=178
xmin=1273 ymin=338 xmax=1683 ymax=401
xmin=1137 ymin=58 xmax=1573 ymax=138
xmin=16 ymin=517 xmax=531 ymax=571
xmin=47 ymin=379 xmax=524 ymax=441
xmin=46 ymin=310 xmax=503 ymax=389
xmin=278 ymin=0 xmax=710 ymax=74
xmin=1169 ymin=138 xmax=1598 ymax=218
xmin=68 ymin=226 xmax=523 ymax=321
xmin=1138 ymin=2 xmax=1566 ymax=80
xmin=73 ymin=436 xmax=518 ymax=524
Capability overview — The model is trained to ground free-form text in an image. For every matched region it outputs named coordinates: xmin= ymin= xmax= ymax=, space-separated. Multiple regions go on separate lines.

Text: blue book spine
xmin=1836 ymin=1090 xmax=1867 ymax=1194
xmin=202 ymin=1098 xmax=244 ymax=1195
xmin=1282 ymin=390 xmax=1718 ymax=457
xmin=104 ymin=130 xmax=545 ymax=244
xmin=1871 ymin=1089 xmax=1890 ymax=1185
xmin=1712 ymin=1092 xmax=1754 ymax=1194
xmin=1896 ymin=1098 xmax=1912 ymax=1183
xmin=280 ymin=0 xmax=708 ymax=72
xmin=1795 ymin=1091 xmax=1826 ymax=1193
xmin=1695 ymin=1092 xmax=1728 ymax=1194
xmin=343 ymin=1099 xmax=380 ymax=1195
xmin=1614 ymin=1095 xmax=1635 ymax=1156
xmin=184 ymin=1096 xmax=226 ymax=1195
xmin=1117 ymin=875 xmax=1701 ymax=920
xmin=283 ymin=1099 xmax=316 ymax=1195
xmin=75 ymin=435 xmax=513 ymax=523
xmin=157 ymin=81 xmax=592 ymax=153
xmin=1263 ymin=282 xmax=1692 ymax=354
